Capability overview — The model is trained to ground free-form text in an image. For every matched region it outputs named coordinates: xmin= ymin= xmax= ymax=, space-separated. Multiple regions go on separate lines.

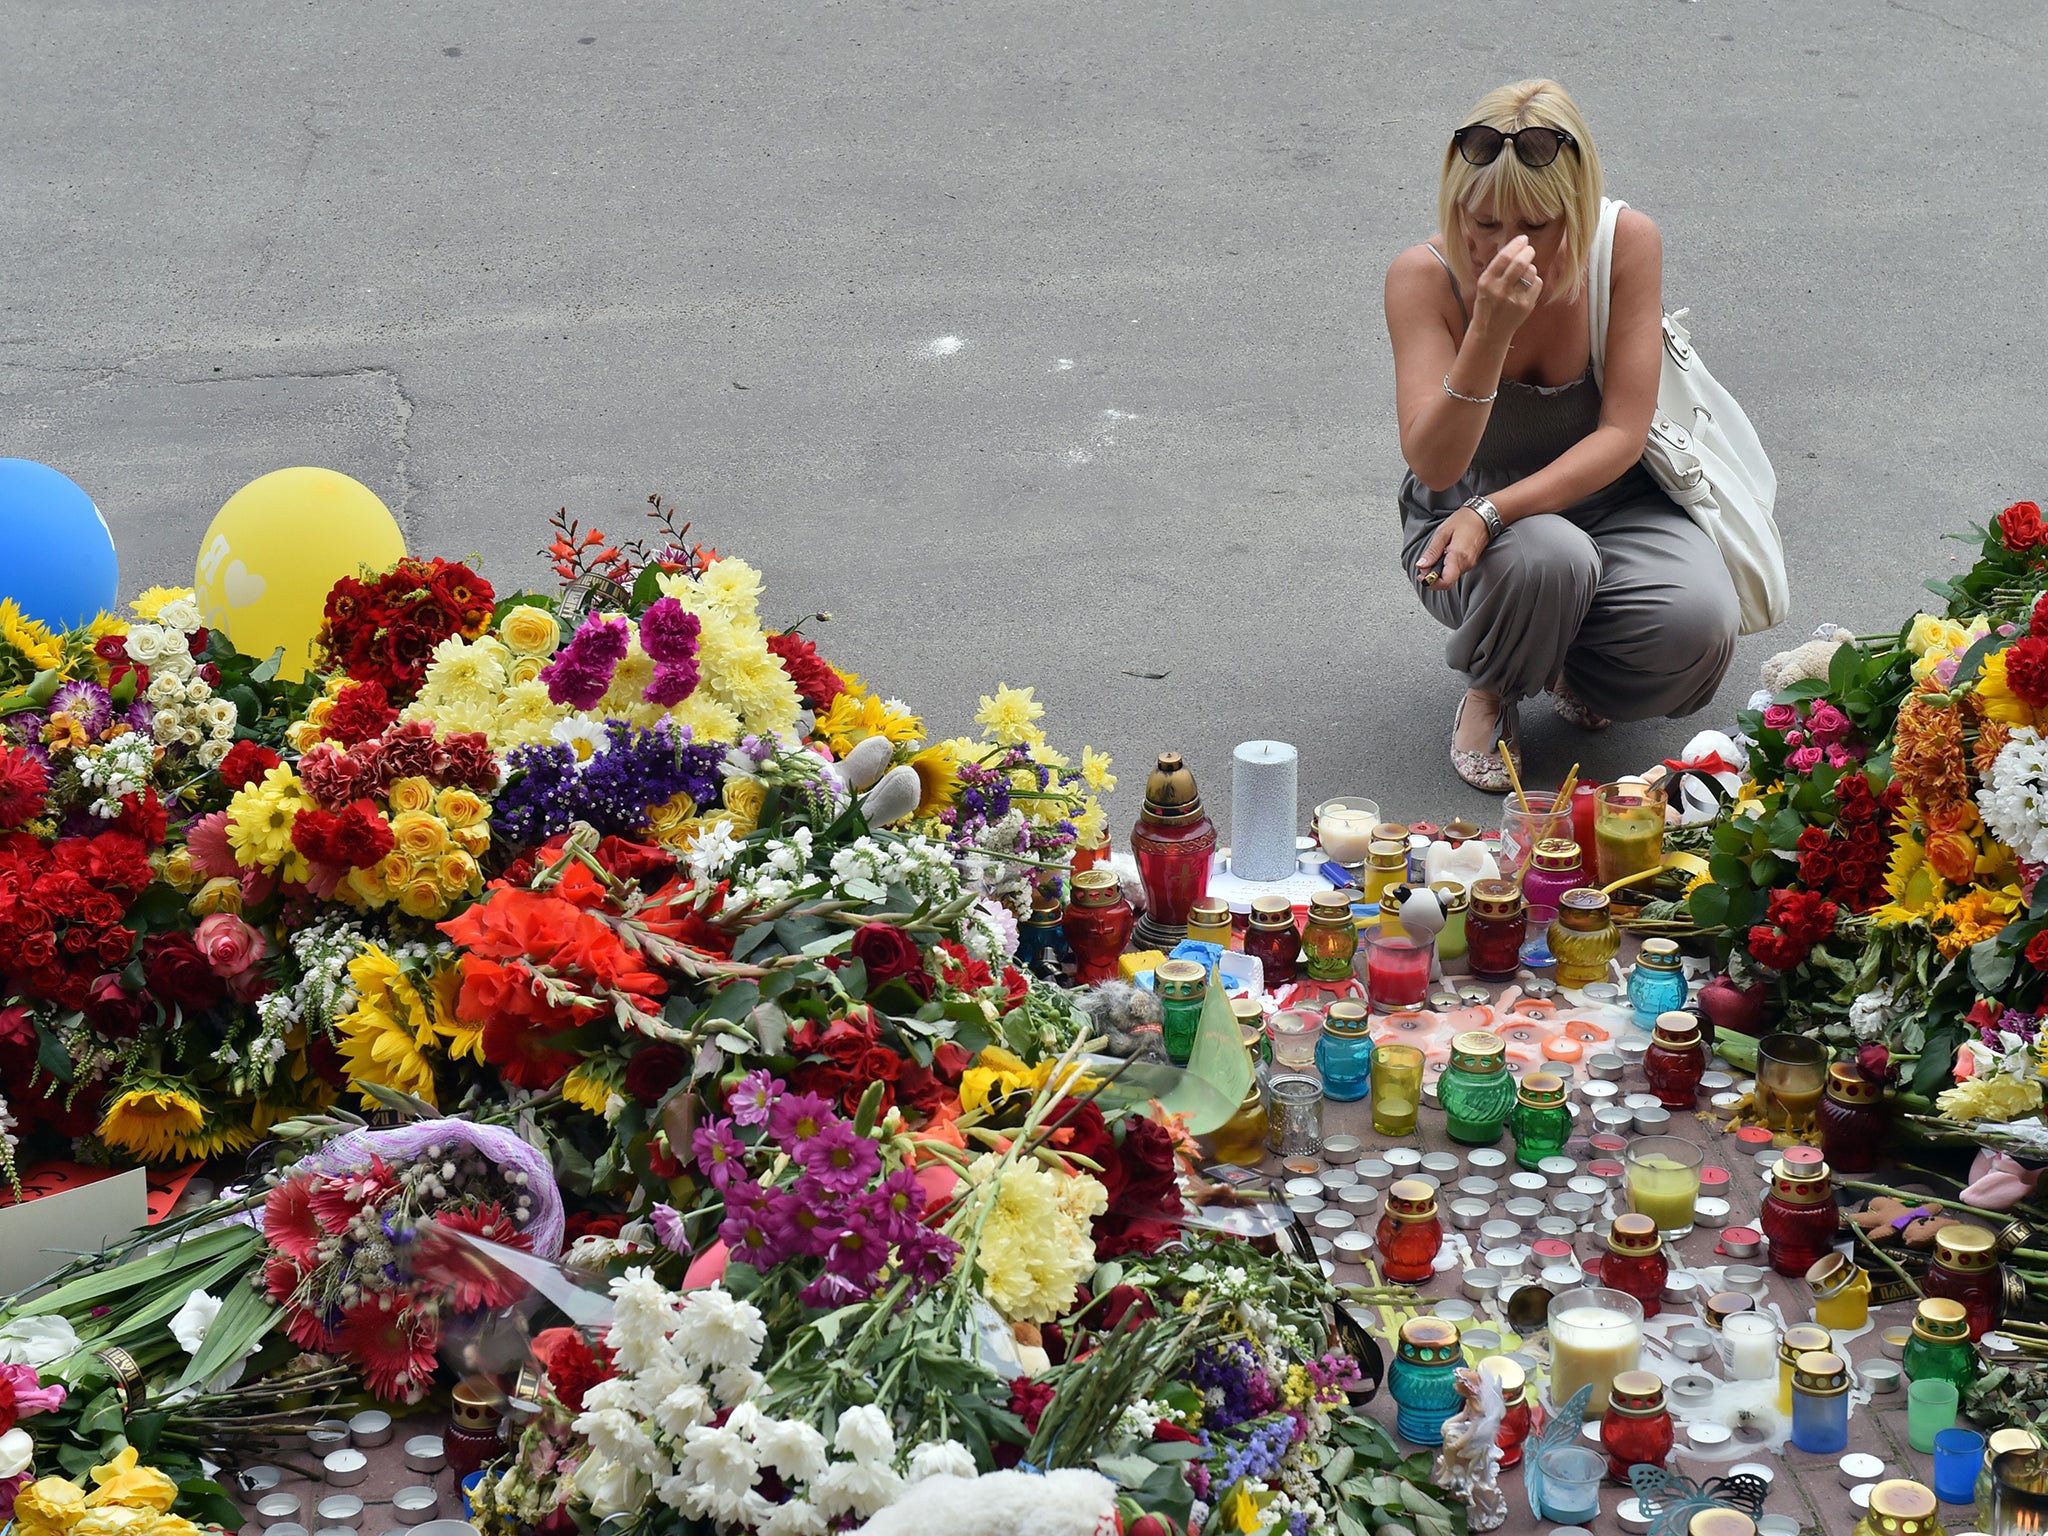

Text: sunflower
xmin=1872 ymin=827 xmax=1944 ymax=925
xmin=0 ymin=599 xmax=62 ymax=672
xmin=162 ymin=1106 xmax=262 ymax=1160
xmin=97 ymin=1084 xmax=208 ymax=1163
xmin=909 ymin=742 xmax=962 ymax=819
xmin=561 ymin=1062 xmax=621 ymax=1117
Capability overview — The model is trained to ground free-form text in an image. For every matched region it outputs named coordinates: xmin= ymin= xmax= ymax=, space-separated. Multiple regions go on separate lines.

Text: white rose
xmin=0 ymin=1425 xmax=33 ymax=1478
xmin=146 ymin=674 xmax=184 ymax=707
xmin=571 ymin=1454 xmax=650 ymax=1520
xmin=123 ymin=624 xmax=178 ymax=664
xmin=155 ymin=598 xmax=202 ymax=632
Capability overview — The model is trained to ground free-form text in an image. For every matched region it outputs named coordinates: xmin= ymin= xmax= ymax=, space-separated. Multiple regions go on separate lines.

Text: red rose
xmin=2026 ymin=931 xmax=2048 ymax=969
xmin=623 ymin=1043 xmax=691 ymax=1106
xmin=83 ymin=973 xmax=147 ymax=1038
xmin=932 ymin=1040 xmax=971 ymax=1081
xmin=2000 ymin=500 xmax=2048 ymax=553
xmin=1798 ymin=849 xmax=1838 ymax=887
xmin=2005 ymin=637 xmax=2048 ymax=709
xmin=853 ymin=1046 xmax=903 ymax=1085
xmin=1007 ymin=1378 xmax=1055 ymax=1435
xmin=142 ymin=932 xmax=225 ymax=1010
xmin=564 ymin=1213 xmax=627 ymax=1241
xmin=1046 ymin=1099 xmax=1118 ymax=1191
xmin=849 ymin=922 xmax=932 ymax=998
xmin=1093 ymin=1282 xmax=1158 ymax=1333
xmin=2033 ymin=592 xmax=2048 ymax=640
xmin=1795 ymin=827 xmax=1830 ymax=855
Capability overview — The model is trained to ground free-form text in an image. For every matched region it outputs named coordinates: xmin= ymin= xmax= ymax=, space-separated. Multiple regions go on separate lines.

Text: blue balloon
xmin=0 ymin=458 xmax=119 ymax=630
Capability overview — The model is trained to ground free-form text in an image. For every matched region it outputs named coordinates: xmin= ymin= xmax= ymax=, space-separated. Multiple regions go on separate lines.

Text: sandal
xmin=1450 ymin=693 xmax=1522 ymax=794
xmin=1550 ymin=678 xmax=1612 ymax=731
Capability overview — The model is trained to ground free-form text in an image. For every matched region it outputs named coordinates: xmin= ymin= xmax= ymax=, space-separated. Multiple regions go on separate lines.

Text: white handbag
xmin=1588 ymin=197 xmax=1789 ymax=635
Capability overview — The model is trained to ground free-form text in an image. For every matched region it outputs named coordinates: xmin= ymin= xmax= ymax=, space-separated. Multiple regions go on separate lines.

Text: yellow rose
xmin=188 ymin=876 xmax=245 ymax=917
xmin=142 ymin=1518 xmax=205 ymax=1536
xmin=390 ymin=810 xmax=448 ymax=859
xmin=305 ymin=696 xmax=335 ymax=728
xmin=74 ymin=1509 xmax=153 ymax=1536
xmin=387 ymin=776 xmax=435 ymax=815
xmin=647 ymin=792 xmax=695 ymax=837
xmin=16 ymin=1477 xmax=89 ymax=1536
xmin=497 ymin=604 xmax=562 ymax=658
xmin=722 ymin=777 xmax=767 ymax=827
xmin=399 ymin=876 xmax=449 ymax=919
xmin=84 ymin=1449 xmax=176 ymax=1514
xmin=507 ymin=654 xmax=545 ymax=685
xmin=343 ymin=864 xmax=391 ymax=909
xmin=284 ymin=720 xmax=324 ymax=752
xmin=436 ymin=850 xmax=480 ymax=896
xmin=157 ymin=846 xmax=199 ymax=892
xmin=436 ymin=788 xmax=487 ymax=828
xmin=454 ymin=824 xmax=491 ymax=858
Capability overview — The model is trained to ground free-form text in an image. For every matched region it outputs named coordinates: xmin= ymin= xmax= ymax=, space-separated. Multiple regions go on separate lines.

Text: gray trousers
xmin=1399 ymin=467 xmax=1739 ymax=722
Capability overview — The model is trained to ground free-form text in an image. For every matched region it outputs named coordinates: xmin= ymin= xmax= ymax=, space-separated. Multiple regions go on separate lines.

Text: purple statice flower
xmin=495 ymin=720 xmax=723 ymax=844
xmin=728 ymin=1069 xmax=782 ymax=1128
xmin=793 ymin=1119 xmax=881 ymax=1195
xmin=1289 ymin=1512 xmax=1309 ymax=1536
xmin=767 ymin=1090 xmax=836 ymax=1154
xmin=495 ymin=741 xmax=581 ymax=846
xmin=1190 ymin=1341 xmax=1276 ymax=1430
xmin=1216 ymin=1415 xmax=1293 ymax=1487
xmin=691 ymin=1117 xmax=749 ymax=1192
xmin=719 ymin=1178 xmax=787 ymax=1267
xmin=539 ymin=614 xmax=630 ymax=709
xmin=650 ymin=1202 xmax=692 ymax=1257
xmin=50 ymin=680 xmax=113 ymax=737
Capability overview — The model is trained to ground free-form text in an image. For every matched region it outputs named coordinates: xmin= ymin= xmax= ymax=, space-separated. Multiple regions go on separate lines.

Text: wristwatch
xmin=1462 ymin=494 xmax=1504 ymax=541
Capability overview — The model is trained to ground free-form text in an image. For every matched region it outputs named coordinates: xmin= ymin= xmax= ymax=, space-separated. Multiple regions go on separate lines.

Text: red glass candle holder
xmin=1923 ymin=1224 xmax=2002 ymax=1339
xmin=1063 ymin=868 xmax=1134 ymax=984
xmin=1600 ymin=1372 xmax=1674 ymax=1479
xmin=1366 ymin=932 xmax=1431 ymax=1012
xmin=1816 ymin=1061 xmax=1888 ymax=1175
xmin=1597 ymin=1214 xmax=1669 ymax=1317
xmin=1760 ymin=1156 xmax=1840 ymax=1277
xmin=1643 ymin=1012 xmax=1708 ymax=1109
xmin=1130 ymin=752 xmax=1217 ymax=950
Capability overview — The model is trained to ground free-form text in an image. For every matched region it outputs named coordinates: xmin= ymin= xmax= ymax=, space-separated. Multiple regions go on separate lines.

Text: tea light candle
xmin=1504 ymin=1198 xmax=1546 ymax=1228
xmin=1701 ymin=1071 xmax=1735 ymax=1092
xmin=1480 ymin=1218 xmax=1522 ymax=1246
xmin=1321 ymin=1134 xmax=1363 ymax=1159
xmin=1622 ymin=1092 xmax=1662 ymax=1111
xmin=1282 ymin=1157 xmax=1322 ymax=1177
xmin=393 ymin=1490 xmax=440 ymax=1526
xmin=1881 ymin=1326 xmax=1912 ymax=1358
xmin=1860 ymin=1359 xmax=1901 ymax=1393
xmin=308 ymin=1425 xmax=350 ymax=1454
xmin=1688 ymin=1422 xmax=1733 ymax=1449
xmin=1432 ymin=1298 xmax=1477 ymax=1322
xmin=1536 ymin=1216 xmax=1579 ymax=1242
xmin=1723 ymin=1264 xmax=1768 ymax=1295
xmin=1320 ymin=1257 xmax=1337 ymax=1279
xmin=1450 ymin=1198 xmax=1491 ymax=1230
xmin=1734 ymin=1125 xmax=1774 ymax=1149
xmin=316 ymin=1526 xmax=357 ymax=1536
xmin=1586 ymin=1160 xmax=1625 ymax=1188
xmin=1457 ymin=1176 xmax=1500 ymax=1200
xmin=323 ymin=1450 xmax=368 ymax=1487
xmin=1467 ymin=1147 xmax=1509 ymax=1174
xmin=1755 ymin=1517 xmax=1797 ymax=1536
xmin=1286 ymin=1196 xmax=1325 ymax=1215
xmin=1532 ymin=1236 xmax=1575 ymax=1264
xmin=1339 ymin=1185 xmax=1381 ymax=1213
xmin=1698 ymin=1165 xmax=1731 ymax=1193
xmin=1421 ymin=1151 xmax=1462 ymax=1179
xmin=1410 ymin=1172 xmax=1441 ymax=1191
xmin=1483 ymin=1245 xmax=1529 ymax=1275
xmin=1669 ymin=1374 xmax=1716 ymax=1409
xmin=1753 ymin=1148 xmax=1783 ymax=1173
xmin=264 ymin=1525 xmax=310 ymax=1536
xmin=1693 ymin=1197 xmax=1731 ymax=1228
xmin=1672 ymin=1327 xmax=1716 ymax=1362
xmin=1616 ymin=1038 xmax=1649 ymax=1065
xmin=1590 ymin=1132 xmax=1628 ymax=1155
xmin=1594 ymin=1106 xmax=1635 ymax=1135
xmin=1578 ymin=1080 xmax=1619 ymax=1106
xmin=1567 ymin=1175 xmax=1607 ymax=1201
xmin=1719 ymin=1228 xmax=1762 ymax=1259
xmin=1462 ymin=1327 xmax=1503 ymax=1358
xmin=1729 ymin=1463 xmax=1775 ymax=1488
xmin=1356 ymin=1159 xmax=1395 ymax=1187
xmin=346 ymin=1410 xmax=392 ymax=1447
xmin=317 ymin=1497 xmax=365 ymax=1526
xmin=1710 ymin=1092 xmax=1744 ymax=1112
xmin=1538 ymin=1155 xmax=1578 ymax=1187
xmin=1311 ymin=1235 xmax=1334 ymax=1257
xmin=1662 ymin=1275 xmax=1701 ymax=1308
xmin=1542 ymin=1263 xmax=1584 ymax=1288
xmin=404 ymin=1436 xmax=448 ymax=1473
xmin=240 ymin=1468 xmax=286 ymax=1497
xmin=1588 ymin=1054 xmax=1626 ymax=1081
xmin=1464 ymin=1269 xmax=1502 ymax=1302
xmin=1313 ymin=1208 xmax=1354 ymax=1232
xmin=1318 ymin=1167 xmax=1358 ymax=1190
xmin=1524 ymin=977 xmax=1560 ymax=1000
xmin=1421 ymin=1078 xmax=1440 ymax=1108
xmin=1508 ymin=1170 xmax=1549 ymax=1197
xmin=1633 ymin=1106 xmax=1671 ymax=1135
xmin=1334 ymin=1229 xmax=1374 ymax=1256
xmin=1385 ymin=1147 xmax=1423 ymax=1173
xmin=1839 ymin=1454 xmax=1885 ymax=1488
xmin=257 ymin=1495 xmax=304 ymax=1523
xmin=1284 ymin=1176 xmax=1324 ymax=1199
xmin=1849 ymin=1486 xmax=1877 ymax=1513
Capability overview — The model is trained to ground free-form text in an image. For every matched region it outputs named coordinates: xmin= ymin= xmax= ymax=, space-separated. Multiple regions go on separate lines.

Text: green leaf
xmin=175 ymin=1478 xmax=245 ymax=1528
xmin=1765 ymin=808 xmax=1808 ymax=849
xmin=1747 ymin=851 xmax=1787 ymax=884
xmin=1828 ymin=638 xmax=1862 ymax=695
xmin=172 ymin=1279 xmax=280 ymax=1391
xmin=15 ymin=1225 xmax=261 ymax=1319
xmin=1912 ymin=1030 xmax=1962 ymax=1096
xmin=250 ymin=650 xmax=282 ymax=683
xmin=35 ymin=1022 xmax=75 ymax=1082
xmin=1949 ymin=630 xmax=2005 ymax=692
xmin=1094 ymin=1452 xmax=1160 ymax=1486
xmin=1971 ymin=935 xmax=2017 ymax=994
xmin=1709 ymin=852 xmax=1749 ymax=888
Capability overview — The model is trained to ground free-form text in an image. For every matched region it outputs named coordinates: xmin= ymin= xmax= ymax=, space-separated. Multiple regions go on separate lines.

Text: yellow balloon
xmin=194 ymin=468 xmax=406 ymax=681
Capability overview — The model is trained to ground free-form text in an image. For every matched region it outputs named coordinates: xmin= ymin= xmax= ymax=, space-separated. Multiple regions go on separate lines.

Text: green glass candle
xmin=1155 ymin=959 xmax=1207 ymax=1067
xmin=1439 ymin=1031 xmax=1516 ymax=1146
xmin=1902 ymin=1298 xmax=1980 ymax=1392
xmin=1510 ymin=1071 xmax=1572 ymax=1170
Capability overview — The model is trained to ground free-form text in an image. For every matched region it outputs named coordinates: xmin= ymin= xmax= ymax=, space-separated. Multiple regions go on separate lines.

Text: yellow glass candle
xmin=1625 ymin=1135 xmax=1703 ymax=1235
xmin=1593 ymin=781 xmax=1667 ymax=886
xmin=1372 ymin=1043 xmax=1424 ymax=1136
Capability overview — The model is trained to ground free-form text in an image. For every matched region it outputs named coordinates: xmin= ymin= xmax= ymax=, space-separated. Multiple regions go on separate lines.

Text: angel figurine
xmin=1430 ymin=1366 xmax=1508 ymax=1532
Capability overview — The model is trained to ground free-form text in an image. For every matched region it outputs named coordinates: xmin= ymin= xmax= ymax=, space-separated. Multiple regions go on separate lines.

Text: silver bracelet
xmin=1442 ymin=372 xmax=1498 ymax=405
xmin=1462 ymin=495 xmax=1504 ymax=540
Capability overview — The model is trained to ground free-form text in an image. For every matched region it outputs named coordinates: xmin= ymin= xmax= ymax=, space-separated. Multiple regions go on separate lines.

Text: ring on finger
xmin=1516 ymin=276 xmax=1533 ymax=288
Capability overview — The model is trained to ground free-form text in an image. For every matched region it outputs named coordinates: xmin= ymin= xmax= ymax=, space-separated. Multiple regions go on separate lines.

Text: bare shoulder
xmin=1613 ymin=206 xmax=1663 ymax=263
xmin=1385 ymin=241 xmax=1454 ymax=315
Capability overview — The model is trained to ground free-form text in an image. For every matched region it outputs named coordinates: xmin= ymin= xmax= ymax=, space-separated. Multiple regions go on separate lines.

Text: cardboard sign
xmin=0 ymin=1162 xmax=199 ymax=1294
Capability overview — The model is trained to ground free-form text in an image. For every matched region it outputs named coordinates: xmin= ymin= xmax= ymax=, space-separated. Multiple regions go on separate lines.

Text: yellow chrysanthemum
xmin=97 ymin=1086 xmax=208 ymax=1164
xmin=718 ymin=646 xmax=802 ymax=735
xmin=1930 ymin=886 xmax=2017 ymax=959
xmin=672 ymin=690 xmax=744 ymax=745
xmin=1071 ymin=798 xmax=1108 ymax=844
xmin=1026 ymin=739 xmax=1071 ymax=772
xmin=909 ymin=742 xmax=961 ymax=819
xmin=1 ymin=598 xmax=63 ymax=671
xmin=1079 ymin=747 xmax=1116 ymax=795
xmin=975 ymin=683 xmax=1045 ymax=746
xmin=696 ymin=558 xmax=765 ymax=623
xmin=965 ymin=1152 xmax=1106 ymax=1323
xmin=128 ymin=586 xmax=194 ymax=623
xmin=1938 ymin=1073 xmax=2044 ymax=1123
xmin=818 ymin=692 xmax=923 ymax=758
xmin=225 ymin=764 xmax=314 ymax=880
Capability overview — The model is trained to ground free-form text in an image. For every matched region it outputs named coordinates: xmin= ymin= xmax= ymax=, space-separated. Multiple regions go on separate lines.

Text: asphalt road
xmin=5 ymin=0 xmax=2046 ymax=842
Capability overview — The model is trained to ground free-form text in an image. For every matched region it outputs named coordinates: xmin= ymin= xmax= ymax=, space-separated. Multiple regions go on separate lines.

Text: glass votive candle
xmin=1267 ymin=1009 xmax=1323 ymax=1074
xmin=1756 ymin=1032 xmax=1829 ymax=1134
xmin=1934 ymin=1428 xmax=1986 ymax=1506
xmin=1547 ymin=1285 xmax=1645 ymax=1418
xmin=1370 ymin=1044 xmax=1424 ymax=1136
xmin=1625 ymin=1135 xmax=1704 ymax=1235
xmin=1366 ymin=932 xmax=1432 ymax=1012
xmin=1265 ymin=1074 xmax=1324 ymax=1158
xmin=1909 ymin=1377 xmax=1960 ymax=1454
xmin=1593 ymin=780 xmax=1667 ymax=886
xmin=1992 ymin=1448 xmax=2048 ymax=1536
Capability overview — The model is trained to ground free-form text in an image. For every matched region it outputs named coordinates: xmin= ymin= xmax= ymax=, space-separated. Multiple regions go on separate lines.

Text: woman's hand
xmin=1471 ymin=235 xmax=1543 ymax=342
xmin=1415 ymin=505 xmax=1492 ymax=589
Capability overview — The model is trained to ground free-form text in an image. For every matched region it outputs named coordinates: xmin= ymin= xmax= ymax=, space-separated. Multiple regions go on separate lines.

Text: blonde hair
xmin=1438 ymin=79 xmax=1603 ymax=302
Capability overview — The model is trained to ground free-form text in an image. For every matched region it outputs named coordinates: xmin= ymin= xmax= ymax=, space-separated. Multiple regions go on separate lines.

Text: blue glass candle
xmin=1315 ymin=1001 xmax=1374 ymax=1102
xmin=1790 ymin=1351 xmax=1850 ymax=1454
xmin=1390 ymin=1317 xmax=1463 ymax=1445
xmin=1628 ymin=938 xmax=1688 ymax=1026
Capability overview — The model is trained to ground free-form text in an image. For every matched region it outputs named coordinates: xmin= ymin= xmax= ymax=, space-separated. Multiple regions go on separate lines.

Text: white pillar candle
xmin=1549 ymin=1303 xmax=1643 ymax=1416
xmin=1230 ymin=740 xmax=1299 ymax=881
xmin=1720 ymin=1312 xmax=1778 ymax=1380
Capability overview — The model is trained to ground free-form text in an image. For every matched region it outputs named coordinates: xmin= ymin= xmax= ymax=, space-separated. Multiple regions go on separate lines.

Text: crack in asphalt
xmin=1886 ymin=0 xmax=2019 ymax=50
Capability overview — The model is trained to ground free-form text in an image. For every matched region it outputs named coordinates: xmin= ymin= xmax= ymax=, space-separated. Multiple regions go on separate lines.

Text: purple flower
xmin=638 ymin=597 xmax=701 ymax=664
xmin=50 ymin=680 xmax=112 ymax=736
xmin=728 ymin=1069 xmax=781 ymax=1128
xmin=797 ymin=1271 xmax=871 ymax=1308
xmin=892 ymin=1222 xmax=960 ymax=1291
xmin=539 ymin=615 xmax=630 ymax=709
xmin=792 ymin=1119 xmax=881 ymax=1195
xmin=1935 ymin=655 xmax=1961 ymax=686
xmin=764 ymin=1182 xmax=837 ymax=1259
xmin=821 ymin=1207 xmax=889 ymax=1286
xmin=495 ymin=720 xmax=722 ymax=844
xmin=767 ymin=1090 xmax=837 ymax=1153
xmin=719 ymin=1179 xmax=788 ymax=1267
xmin=691 ymin=1117 xmax=748 ymax=1192
xmin=870 ymin=1166 xmax=927 ymax=1241
xmin=651 ymin=1202 xmax=692 ymax=1257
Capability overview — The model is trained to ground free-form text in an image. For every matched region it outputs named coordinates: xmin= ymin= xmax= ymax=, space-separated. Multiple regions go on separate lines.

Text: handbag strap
xmin=1587 ymin=195 xmax=1627 ymax=393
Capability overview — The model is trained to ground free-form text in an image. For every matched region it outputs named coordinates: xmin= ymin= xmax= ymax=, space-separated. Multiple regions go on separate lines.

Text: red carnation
xmin=1746 ymin=923 xmax=1811 ymax=972
xmin=0 ymin=747 xmax=49 ymax=828
xmin=219 ymin=740 xmax=281 ymax=791
xmin=2005 ymin=636 xmax=2048 ymax=709
xmin=326 ymin=681 xmax=398 ymax=747
xmin=2032 ymin=591 xmax=2048 ymax=640
xmin=1007 ymin=1377 xmax=1055 ymax=1435
xmin=765 ymin=630 xmax=847 ymax=710
xmin=2000 ymin=501 xmax=2048 ymax=553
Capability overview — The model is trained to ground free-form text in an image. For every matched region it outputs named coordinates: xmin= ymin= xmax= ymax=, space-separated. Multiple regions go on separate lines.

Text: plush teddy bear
xmin=1759 ymin=625 xmax=1855 ymax=694
xmin=1846 ymin=1195 xmax=1979 ymax=1247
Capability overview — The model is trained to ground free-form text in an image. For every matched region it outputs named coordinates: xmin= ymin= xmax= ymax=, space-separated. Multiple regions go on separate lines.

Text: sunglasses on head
xmin=1451 ymin=123 xmax=1577 ymax=169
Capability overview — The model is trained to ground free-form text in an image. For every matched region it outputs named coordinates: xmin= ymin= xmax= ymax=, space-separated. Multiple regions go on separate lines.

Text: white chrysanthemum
xmin=605 ymin=1266 xmax=681 ymax=1373
xmin=653 ymin=1381 xmax=715 ymax=1439
xmin=571 ymin=1405 xmax=668 ymax=1475
xmin=833 ymin=1403 xmax=897 ymax=1466
xmin=676 ymin=1420 xmax=763 ymax=1514
xmin=749 ymin=1416 xmax=829 ymax=1483
xmin=758 ymin=1497 xmax=829 ymax=1536
xmin=712 ymin=1362 xmax=764 ymax=1406
xmin=673 ymin=1286 xmax=768 ymax=1370
xmin=810 ymin=1457 xmax=902 ymax=1520
xmin=1980 ymin=727 xmax=2048 ymax=865
xmin=905 ymin=1439 xmax=977 ymax=1483
xmin=685 ymin=818 xmax=744 ymax=883
xmin=550 ymin=713 xmax=609 ymax=764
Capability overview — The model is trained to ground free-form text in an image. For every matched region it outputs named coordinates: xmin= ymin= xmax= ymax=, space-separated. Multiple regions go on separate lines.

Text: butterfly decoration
xmin=1629 ymin=1464 xmax=1772 ymax=1536
xmin=1521 ymin=1383 xmax=1594 ymax=1522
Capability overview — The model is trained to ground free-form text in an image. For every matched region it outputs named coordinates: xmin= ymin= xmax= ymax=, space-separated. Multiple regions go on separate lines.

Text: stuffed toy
xmin=1846 ymin=1195 xmax=1978 ymax=1247
xmin=1961 ymin=1148 xmax=2046 ymax=1210
xmin=1758 ymin=625 xmax=1854 ymax=694
xmin=854 ymin=1468 xmax=1119 ymax=1535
